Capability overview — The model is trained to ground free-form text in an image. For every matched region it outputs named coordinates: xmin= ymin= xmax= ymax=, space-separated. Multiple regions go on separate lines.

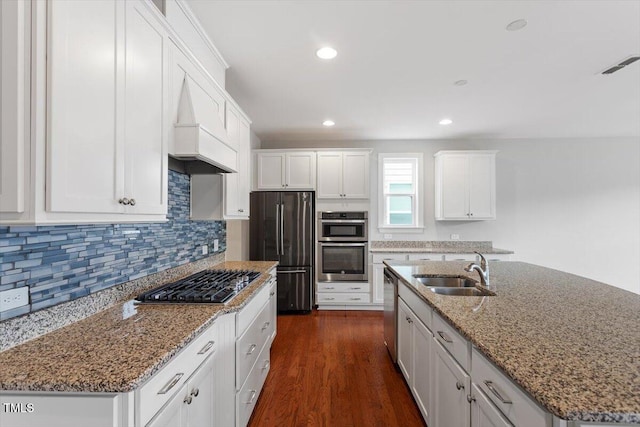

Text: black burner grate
xmin=135 ymin=269 xmax=261 ymax=304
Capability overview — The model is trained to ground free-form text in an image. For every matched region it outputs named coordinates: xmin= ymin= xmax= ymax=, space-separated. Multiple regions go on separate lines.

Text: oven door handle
xmin=319 ymin=242 xmax=367 ymax=247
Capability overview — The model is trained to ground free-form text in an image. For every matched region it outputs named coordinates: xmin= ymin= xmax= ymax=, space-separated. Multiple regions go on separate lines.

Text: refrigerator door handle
xmin=280 ymin=203 xmax=285 ymax=257
xmin=275 ymin=204 xmax=281 ymax=255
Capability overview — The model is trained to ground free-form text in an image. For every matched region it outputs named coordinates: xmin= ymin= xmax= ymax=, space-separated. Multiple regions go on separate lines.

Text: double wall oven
xmin=317 ymin=212 xmax=368 ymax=282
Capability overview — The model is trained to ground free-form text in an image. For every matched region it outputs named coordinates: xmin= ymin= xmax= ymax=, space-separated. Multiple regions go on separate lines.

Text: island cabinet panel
xmin=470 ymin=384 xmax=513 ymax=427
xmin=472 ymin=348 xmax=551 ymax=427
xmin=397 ymin=298 xmax=414 ymax=382
xmin=433 ymin=339 xmax=471 ymax=427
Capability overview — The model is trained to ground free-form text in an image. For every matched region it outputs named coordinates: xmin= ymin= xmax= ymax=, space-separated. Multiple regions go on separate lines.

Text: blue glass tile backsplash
xmin=0 ymin=170 xmax=225 ymax=320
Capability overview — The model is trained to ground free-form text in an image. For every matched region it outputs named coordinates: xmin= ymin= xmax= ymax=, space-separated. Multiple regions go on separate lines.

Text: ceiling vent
xmin=601 ymin=56 xmax=640 ymax=75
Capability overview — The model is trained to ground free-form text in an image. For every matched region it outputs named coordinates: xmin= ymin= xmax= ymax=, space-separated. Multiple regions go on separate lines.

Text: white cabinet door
xmin=147 ymin=383 xmax=188 ymax=427
xmin=397 ymin=298 xmax=414 ymax=383
xmin=372 ymin=264 xmax=385 ymax=305
xmin=439 ymin=154 xmax=468 ymax=220
xmin=47 ymin=0 xmax=124 ymax=214
xmin=471 ymin=384 xmax=513 ymax=427
xmin=224 ymin=104 xmax=250 ymax=218
xmin=124 ymin=0 xmax=167 ymax=215
xmin=286 ymin=152 xmax=315 ymax=189
xmin=0 ymin=0 xmax=28 ymax=214
xmin=413 ymin=315 xmax=433 ymax=426
xmin=256 ymin=153 xmax=285 ymax=189
xmin=316 ymin=152 xmax=343 ymax=198
xmin=342 ymin=151 xmax=369 ymax=198
xmin=468 ymin=154 xmax=495 ymax=219
xmin=433 ymin=340 xmax=471 ymax=427
xmin=185 ymin=356 xmax=215 ymax=427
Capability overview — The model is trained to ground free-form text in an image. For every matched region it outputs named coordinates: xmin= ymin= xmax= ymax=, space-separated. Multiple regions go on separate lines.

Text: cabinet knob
xmin=191 ymin=388 xmax=199 ymax=397
xmin=469 ymin=212 xmax=473 ymax=216
xmin=406 ymin=316 xmax=413 ymax=324
xmin=129 ymin=198 xmax=136 ymax=206
xmin=456 ymin=381 xmax=465 ymax=390
xmin=119 ymin=198 xmax=130 ymax=205
xmin=238 ymin=209 xmax=244 ymax=213
xmin=184 ymin=395 xmax=193 ymax=405
xmin=467 ymin=394 xmax=476 ymax=403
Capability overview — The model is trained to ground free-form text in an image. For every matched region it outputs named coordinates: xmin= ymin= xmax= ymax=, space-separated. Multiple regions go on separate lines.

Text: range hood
xmin=171 ymin=76 xmax=237 ymax=173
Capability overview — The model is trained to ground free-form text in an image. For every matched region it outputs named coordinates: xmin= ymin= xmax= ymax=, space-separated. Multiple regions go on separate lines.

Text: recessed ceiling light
xmin=454 ymin=80 xmax=468 ymax=86
xmin=506 ymin=19 xmax=527 ymax=31
xmin=439 ymin=119 xmax=453 ymax=126
xmin=322 ymin=120 xmax=335 ymax=127
xmin=316 ymin=47 xmax=337 ymax=60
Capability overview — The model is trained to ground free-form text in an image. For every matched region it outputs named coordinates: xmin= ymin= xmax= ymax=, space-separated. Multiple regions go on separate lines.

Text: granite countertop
xmin=369 ymin=240 xmax=513 ymax=254
xmin=384 ymin=260 xmax=640 ymax=423
xmin=0 ymin=260 xmax=278 ymax=393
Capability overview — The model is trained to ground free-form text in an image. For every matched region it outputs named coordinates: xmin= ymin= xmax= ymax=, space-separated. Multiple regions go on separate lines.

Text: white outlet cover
xmin=213 ymin=239 xmax=219 ymax=252
xmin=0 ymin=287 xmax=29 ymax=312
xmin=202 ymin=244 xmax=208 ymax=255
xmin=383 ymin=234 xmax=393 ymax=240
xmin=450 ymin=234 xmax=460 ymax=240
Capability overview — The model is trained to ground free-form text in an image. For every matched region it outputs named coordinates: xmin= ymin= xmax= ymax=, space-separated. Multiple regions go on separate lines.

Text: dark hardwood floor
xmin=248 ymin=310 xmax=426 ymax=427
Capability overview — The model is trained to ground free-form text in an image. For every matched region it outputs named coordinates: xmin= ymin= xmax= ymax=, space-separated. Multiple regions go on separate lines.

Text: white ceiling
xmin=186 ymin=0 xmax=640 ymax=143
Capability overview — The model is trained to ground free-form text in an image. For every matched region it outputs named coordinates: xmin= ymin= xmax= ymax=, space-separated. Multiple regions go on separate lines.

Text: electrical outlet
xmin=450 ymin=234 xmax=460 ymax=240
xmin=213 ymin=239 xmax=219 ymax=252
xmin=0 ymin=287 xmax=29 ymax=313
xmin=202 ymin=244 xmax=208 ymax=255
xmin=384 ymin=234 xmax=393 ymax=240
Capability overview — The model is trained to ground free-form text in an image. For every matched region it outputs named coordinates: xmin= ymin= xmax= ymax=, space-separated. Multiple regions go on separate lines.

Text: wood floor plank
xmin=248 ymin=310 xmax=427 ymax=427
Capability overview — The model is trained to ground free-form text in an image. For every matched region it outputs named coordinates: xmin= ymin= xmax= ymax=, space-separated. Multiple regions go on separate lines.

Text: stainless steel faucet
xmin=465 ymin=252 xmax=490 ymax=289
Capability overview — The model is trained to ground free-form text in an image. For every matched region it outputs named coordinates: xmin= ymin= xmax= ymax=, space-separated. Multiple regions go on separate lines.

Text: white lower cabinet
xmin=433 ymin=339 xmax=471 ymax=427
xmin=470 ymin=384 xmax=514 ymax=427
xmin=397 ymin=281 xmax=551 ymax=427
xmin=397 ymin=297 xmax=434 ymax=425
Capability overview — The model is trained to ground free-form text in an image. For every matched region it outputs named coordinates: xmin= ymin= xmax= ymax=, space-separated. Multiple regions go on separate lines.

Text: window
xmin=378 ymin=154 xmax=424 ymax=230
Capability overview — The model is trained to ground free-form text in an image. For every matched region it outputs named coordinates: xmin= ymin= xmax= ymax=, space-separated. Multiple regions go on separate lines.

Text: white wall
xmin=262 ymin=137 xmax=640 ymax=294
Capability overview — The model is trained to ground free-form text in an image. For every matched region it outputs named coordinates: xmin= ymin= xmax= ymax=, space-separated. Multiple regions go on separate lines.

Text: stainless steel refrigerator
xmin=249 ymin=191 xmax=314 ymax=312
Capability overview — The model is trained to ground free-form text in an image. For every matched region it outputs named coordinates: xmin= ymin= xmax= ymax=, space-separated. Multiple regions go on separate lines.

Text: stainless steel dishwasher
xmin=383 ymin=266 xmax=399 ymax=363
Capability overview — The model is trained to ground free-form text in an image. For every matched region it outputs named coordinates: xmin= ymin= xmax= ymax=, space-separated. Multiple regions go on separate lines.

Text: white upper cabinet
xmin=317 ymin=151 xmax=370 ymax=199
xmin=223 ymin=103 xmax=251 ymax=218
xmin=255 ymin=151 xmax=316 ymax=190
xmin=47 ymin=0 xmax=168 ymax=216
xmin=0 ymin=0 xmax=28 ymax=215
xmin=434 ymin=150 xmax=497 ymax=220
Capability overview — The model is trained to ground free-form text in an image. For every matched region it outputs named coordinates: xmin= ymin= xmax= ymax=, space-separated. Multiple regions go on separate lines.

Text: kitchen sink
xmin=413 ymin=274 xmax=478 ymax=288
xmin=428 ymin=287 xmax=495 ymax=297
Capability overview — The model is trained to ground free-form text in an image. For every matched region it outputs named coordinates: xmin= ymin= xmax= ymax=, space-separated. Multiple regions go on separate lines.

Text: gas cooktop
xmin=135 ymin=269 xmax=261 ymax=305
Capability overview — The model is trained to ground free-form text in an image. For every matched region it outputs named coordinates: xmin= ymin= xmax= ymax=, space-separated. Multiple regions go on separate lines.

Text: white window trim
xmin=378 ymin=153 xmax=424 ymax=232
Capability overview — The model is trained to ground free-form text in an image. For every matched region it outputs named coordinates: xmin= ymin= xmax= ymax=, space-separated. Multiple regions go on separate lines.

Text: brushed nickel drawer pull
xmin=158 ymin=373 xmax=184 ymax=394
xmin=198 ymin=340 xmax=215 ymax=354
xmin=437 ymin=330 xmax=453 ymax=343
xmin=325 ymin=287 xmax=335 ymax=290
xmin=261 ymin=321 xmax=270 ymax=331
xmin=262 ymin=360 xmax=270 ymax=371
xmin=456 ymin=381 xmax=465 ymax=390
xmin=349 ymin=287 xmax=361 ymax=290
xmin=247 ymin=344 xmax=257 ymax=355
xmin=484 ymin=380 xmax=512 ymax=404
xmin=325 ymin=297 xmax=335 ymax=300
xmin=350 ymin=297 xmax=361 ymax=301
xmin=184 ymin=395 xmax=192 ymax=405
xmin=246 ymin=390 xmax=257 ymax=405
xmin=191 ymin=388 xmax=199 ymax=397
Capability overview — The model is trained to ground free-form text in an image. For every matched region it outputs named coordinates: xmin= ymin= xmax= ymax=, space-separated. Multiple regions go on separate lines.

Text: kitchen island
xmin=385 ymin=260 xmax=640 ymax=425
xmin=0 ymin=260 xmax=278 ymax=427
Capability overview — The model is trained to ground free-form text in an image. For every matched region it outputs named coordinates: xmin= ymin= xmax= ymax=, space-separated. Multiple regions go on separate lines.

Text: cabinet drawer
xmin=398 ymin=284 xmax=432 ymax=331
xmin=407 ymin=253 xmax=445 ymax=261
xmin=237 ymin=344 xmax=271 ymax=427
xmin=236 ymin=298 xmax=271 ymax=390
xmin=237 ymin=280 xmax=271 ymax=337
xmin=317 ymin=282 xmax=371 ymax=293
xmin=316 ymin=292 xmax=371 ymax=304
xmin=433 ymin=312 xmax=470 ymax=372
xmin=372 ymin=253 xmax=408 ymax=264
xmin=472 ymin=348 xmax=551 ymax=427
xmin=138 ymin=320 xmax=218 ymax=426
